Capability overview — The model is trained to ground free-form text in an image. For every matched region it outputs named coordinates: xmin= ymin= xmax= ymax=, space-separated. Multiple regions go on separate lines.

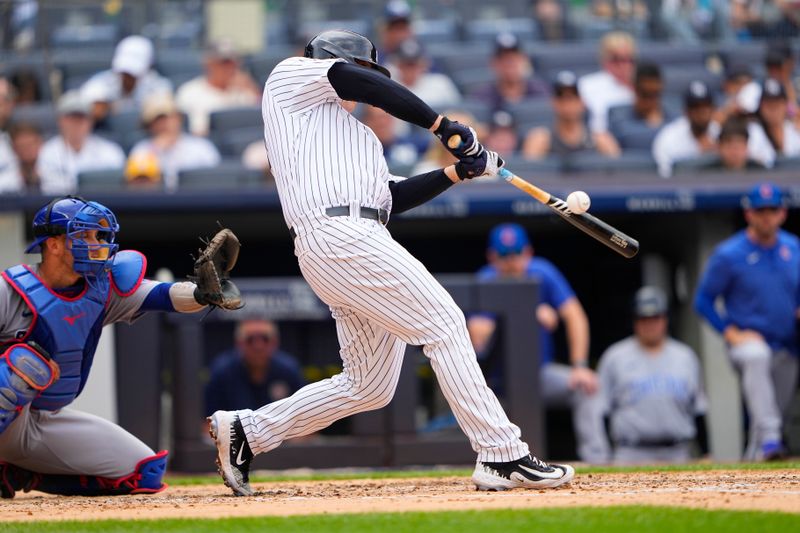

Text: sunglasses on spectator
xmin=636 ymin=88 xmax=662 ymax=99
xmin=242 ymin=333 xmax=272 ymax=345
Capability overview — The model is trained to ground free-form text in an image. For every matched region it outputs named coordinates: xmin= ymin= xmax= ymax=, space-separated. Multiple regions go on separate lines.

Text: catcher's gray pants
xmin=236 ymin=218 xmax=531 ymax=463
xmin=613 ymin=443 xmax=691 ymax=465
xmin=0 ymin=405 xmax=154 ymax=477
xmin=728 ymin=341 xmax=799 ymax=460
xmin=540 ymin=363 xmax=611 ymax=464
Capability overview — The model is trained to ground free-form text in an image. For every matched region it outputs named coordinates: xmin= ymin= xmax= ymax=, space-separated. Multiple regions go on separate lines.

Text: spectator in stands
xmin=124 ymin=151 xmax=162 ymax=190
xmin=598 ymin=286 xmax=707 ymax=465
xmin=81 ymin=35 xmax=172 ymax=125
xmin=0 ymin=122 xmax=43 ymax=193
xmin=362 ymin=105 xmax=426 ymax=171
xmin=129 ymin=93 xmax=220 ymax=192
xmin=205 ymin=317 xmax=305 ymax=416
xmin=242 ymin=140 xmax=271 ymax=181
xmin=695 ymin=182 xmax=799 ymax=461
xmin=523 ymin=71 xmax=621 ymax=159
xmin=470 ymin=32 xmax=549 ymax=112
xmin=729 ymin=0 xmax=772 ymax=40
xmin=764 ymin=43 xmax=798 ymax=120
xmin=758 ymin=78 xmax=800 ymax=158
xmin=484 ymin=109 xmax=519 ymax=156
xmin=714 ymin=63 xmax=755 ymax=126
xmin=659 ymin=0 xmax=724 ymax=42
xmin=468 ymin=223 xmax=610 ymax=464
xmin=0 ymin=78 xmax=15 ymax=135
xmin=578 ymin=31 xmax=636 ymax=133
xmin=653 ymin=80 xmax=719 ymax=177
xmin=609 ymin=62 xmax=675 ymax=152
xmin=176 ymin=38 xmax=261 ymax=137
xmin=379 ymin=0 xmax=414 ymax=60
xmin=9 ymin=69 xmax=42 ymax=104
xmin=703 ymin=117 xmax=766 ymax=171
xmin=531 ymin=0 xmax=576 ymax=41
xmin=36 ymin=91 xmax=125 ymax=195
xmin=389 ymin=39 xmax=461 ymax=110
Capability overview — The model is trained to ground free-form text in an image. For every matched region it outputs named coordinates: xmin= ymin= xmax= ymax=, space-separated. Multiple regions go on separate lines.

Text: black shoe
xmin=472 ymin=454 xmax=575 ymax=491
xmin=0 ymin=463 xmax=37 ymax=499
xmin=208 ymin=411 xmax=254 ymax=496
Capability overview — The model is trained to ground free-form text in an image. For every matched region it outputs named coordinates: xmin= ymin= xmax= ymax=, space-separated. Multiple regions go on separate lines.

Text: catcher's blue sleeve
xmin=139 ymin=283 xmax=176 ymax=312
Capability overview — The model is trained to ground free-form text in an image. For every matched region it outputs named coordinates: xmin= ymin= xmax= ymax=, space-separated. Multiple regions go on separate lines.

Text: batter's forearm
xmin=388 ymin=169 xmax=455 ymax=214
xmin=327 ymin=62 xmax=439 ymax=129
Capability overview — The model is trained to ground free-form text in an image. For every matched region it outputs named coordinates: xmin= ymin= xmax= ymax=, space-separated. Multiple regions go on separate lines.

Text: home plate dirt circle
xmin=2 ymin=470 xmax=799 ymax=523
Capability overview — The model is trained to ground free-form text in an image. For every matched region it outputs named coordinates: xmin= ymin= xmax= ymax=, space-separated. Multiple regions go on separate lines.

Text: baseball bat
xmin=446 ymin=135 xmax=639 ymax=259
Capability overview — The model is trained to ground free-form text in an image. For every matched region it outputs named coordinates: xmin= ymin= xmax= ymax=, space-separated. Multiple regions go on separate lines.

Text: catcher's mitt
xmin=191 ymin=228 xmax=244 ymax=310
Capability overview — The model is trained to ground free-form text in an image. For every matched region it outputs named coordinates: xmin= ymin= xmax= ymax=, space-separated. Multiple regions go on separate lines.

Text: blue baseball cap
xmin=488 ymin=223 xmax=530 ymax=256
xmin=741 ymin=182 xmax=784 ymax=209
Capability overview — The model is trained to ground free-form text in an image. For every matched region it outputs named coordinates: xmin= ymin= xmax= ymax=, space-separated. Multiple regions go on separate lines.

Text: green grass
xmin=165 ymin=461 xmax=800 ymax=486
xmin=3 ymin=507 xmax=799 ymax=533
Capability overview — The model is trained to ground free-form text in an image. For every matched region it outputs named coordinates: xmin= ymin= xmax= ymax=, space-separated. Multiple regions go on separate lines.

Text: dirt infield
xmin=2 ymin=469 xmax=799 ymax=522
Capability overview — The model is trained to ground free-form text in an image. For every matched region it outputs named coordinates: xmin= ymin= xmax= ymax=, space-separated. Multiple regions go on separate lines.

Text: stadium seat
xmin=77 ymin=168 xmax=126 ymax=192
xmin=10 ymin=103 xmax=58 ymax=137
xmin=412 ymin=18 xmax=460 ymax=46
xmin=54 ymin=50 xmax=114 ymax=92
xmin=561 ymin=152 xmax=657 ymax=175
xmin=213 ymin=127 xmax=263 ymax=157
xmin=503 ymin=156 xmax=562 ymax=176
xmin=637 ymin=43 xmax=706 ymax=67
xmin=530 ymin=42 xmax=600 ymax=80
xmin=463 ymin=19 xmax=538 ymax=43
xmin=672 ymin=154 xmax=720 ymax=175
xmin=208 ymin=107 xmax=263 ymax=137
xmin=154 ymin=51 xmax=204 ymax=87
xmin=507 ymin=99 xmax=554 ymax=131
xmin=715 ymin=41 xmax=768 ymax=71
xmin=452 ymin=68 xmax=496 ymax=96
xmin=662 ymin=66 xmax=723 ymax=98
xmin=178 ymin=162 xmax=263 ymax=190
xmin=456 ymin=99 xmax=492 ymax=125
xmin=51 ymin=24 xmax=119 ymax=50
xmin=298 ymin=20 xmax=371 ymax=42
xmin=246 ymin=50 xmax=295 ymax=85
xmin=428 ymin=42 xmax=493 ymax=79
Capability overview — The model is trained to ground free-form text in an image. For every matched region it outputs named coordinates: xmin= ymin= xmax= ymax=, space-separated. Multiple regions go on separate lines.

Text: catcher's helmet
xmin=304 ymin=29 xmax=390 ymax=78
xmin=26 ymin=196 xmax=120 ymax=278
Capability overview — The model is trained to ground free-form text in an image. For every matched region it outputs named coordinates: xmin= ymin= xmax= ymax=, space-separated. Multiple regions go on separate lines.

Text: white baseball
xmin=566 ymin=190 xmax=591 ymax=214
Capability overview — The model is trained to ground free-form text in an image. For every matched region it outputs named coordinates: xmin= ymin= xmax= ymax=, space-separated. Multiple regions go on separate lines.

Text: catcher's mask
xmin=304 ymin=29 xmax=390 ymax=78
xmin=27 ymin=196 xmax=120 ymax=279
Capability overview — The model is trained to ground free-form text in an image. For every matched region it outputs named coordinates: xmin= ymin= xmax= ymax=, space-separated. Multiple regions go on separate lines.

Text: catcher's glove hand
xmin=190 ymin=228 xmax=244 ymax=310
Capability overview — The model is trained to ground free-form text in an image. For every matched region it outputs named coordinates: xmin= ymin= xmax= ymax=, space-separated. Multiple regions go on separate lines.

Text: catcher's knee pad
xmin=130 ymin=450 xmax=169 ymax=493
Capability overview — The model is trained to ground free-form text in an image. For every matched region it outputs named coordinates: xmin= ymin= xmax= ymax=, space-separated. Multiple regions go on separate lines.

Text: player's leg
xmin=0 ymin=406 xmax=166 ymax=498
xmin=539 ymin=363 xmax=610 ymax=464
xmin=766 ymin=350 xmax=800 ymax=458
xmin=210 ymin=308 xmax=406 ymax=495
xmin=298 ymin=223 xmax=573 ymax=489
xmin=728 ymin=340 xmax=782 ymax=460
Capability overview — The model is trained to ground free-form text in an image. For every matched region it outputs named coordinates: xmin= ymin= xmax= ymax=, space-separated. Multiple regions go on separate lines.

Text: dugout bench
xmin=114 ymin=276 xmax=544 ymax=473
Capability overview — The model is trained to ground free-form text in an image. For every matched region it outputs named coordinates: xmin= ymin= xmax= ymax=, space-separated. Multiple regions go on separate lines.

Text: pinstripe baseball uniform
xmin=233 ymin=56 xmax=530 ymax=463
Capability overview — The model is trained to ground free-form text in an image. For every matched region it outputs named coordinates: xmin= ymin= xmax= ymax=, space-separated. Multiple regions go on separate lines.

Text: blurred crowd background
xmin=1 ymin=0 xmax=800 ymax=467
xmin=3 ymin=0 xmax=800 ymax=191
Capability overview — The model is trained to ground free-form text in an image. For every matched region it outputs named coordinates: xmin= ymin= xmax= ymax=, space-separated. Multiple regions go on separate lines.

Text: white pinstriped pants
xmin=236 ymin=217 xmax=530 ymax=463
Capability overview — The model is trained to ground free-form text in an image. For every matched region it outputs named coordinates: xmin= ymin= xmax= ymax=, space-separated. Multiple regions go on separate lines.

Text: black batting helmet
xmin=304 ymin=29 xmax=390 ymax=78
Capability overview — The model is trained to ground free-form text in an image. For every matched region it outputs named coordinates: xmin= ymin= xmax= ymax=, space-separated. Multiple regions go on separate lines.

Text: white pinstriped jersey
xmin=262 ymin=57 xmax=395 ymax=230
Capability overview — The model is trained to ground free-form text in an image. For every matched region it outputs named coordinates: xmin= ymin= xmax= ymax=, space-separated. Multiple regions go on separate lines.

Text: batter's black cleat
xmin=472 ymin=454 xmax=575 ymax=491
xmin=208 ymin=411 xmax=254 ymax=496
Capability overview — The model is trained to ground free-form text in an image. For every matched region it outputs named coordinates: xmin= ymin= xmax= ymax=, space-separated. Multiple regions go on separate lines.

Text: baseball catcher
xmin=0 ymin=196 xmax=242 ymax=498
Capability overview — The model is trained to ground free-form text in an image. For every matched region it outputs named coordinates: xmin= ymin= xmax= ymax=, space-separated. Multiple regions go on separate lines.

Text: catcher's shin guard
xmin=0 ymin=451 xmax=168 ymax=498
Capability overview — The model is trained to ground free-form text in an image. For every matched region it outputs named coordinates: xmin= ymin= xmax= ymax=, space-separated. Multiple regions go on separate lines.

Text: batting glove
xmin=455 ymin=150 xmax=505 ymax=180
xmin=433 ymin=117 xmax=482 ymax=159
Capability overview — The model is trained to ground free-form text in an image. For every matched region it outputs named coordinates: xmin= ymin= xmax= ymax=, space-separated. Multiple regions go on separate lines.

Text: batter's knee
xmin=334 ymin=372 xmax=397 ymax=411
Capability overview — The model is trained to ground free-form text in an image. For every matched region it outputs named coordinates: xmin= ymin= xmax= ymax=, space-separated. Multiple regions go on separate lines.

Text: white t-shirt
xmin=262 ymin=57 xmax=398 ymax=232
xmin=578 ymin=70 xmax=635 ymax=133
xmin=777 ymin=120 xmax=800 ymax=157
xmin=176 ymin=76 xmax=260 ymax=136
xmin=130 ymin=134 xmax=220 ymax=191
xmin=396 ymin=72 xmax=462 ymax=111
xmin=0 ymin=134 xmax=22 ymax=193
xmin=37 ymin=135 xmax=126 ymax=194
xmin=81 ymin=69 xmax=173 ymax=113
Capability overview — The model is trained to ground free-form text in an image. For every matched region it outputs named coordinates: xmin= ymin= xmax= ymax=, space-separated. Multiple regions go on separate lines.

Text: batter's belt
xmin=289 ymin=205 xmax=389 ymax=239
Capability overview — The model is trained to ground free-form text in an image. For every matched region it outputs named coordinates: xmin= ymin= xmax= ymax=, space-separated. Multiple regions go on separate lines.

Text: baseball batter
xmin=0 ymin=196 xmax=240 ymax=498
xmin=598 ymin=287 xmax=707 ymax=464
xmin=208 ymin=30 xmax=575 ymax=495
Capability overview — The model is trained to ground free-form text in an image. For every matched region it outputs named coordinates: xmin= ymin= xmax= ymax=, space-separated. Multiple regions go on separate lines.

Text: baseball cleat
xmin=208 ymin=411 xmax=254 ymax=496
xmin=472 ymin=454 xmax=575 ymax=491
xmin=761 ymin=440 xmax=788 ymax=462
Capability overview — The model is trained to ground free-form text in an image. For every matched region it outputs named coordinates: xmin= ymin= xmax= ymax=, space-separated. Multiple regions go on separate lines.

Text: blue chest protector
xmin=1 ymin=250 xmax=146 ymax=411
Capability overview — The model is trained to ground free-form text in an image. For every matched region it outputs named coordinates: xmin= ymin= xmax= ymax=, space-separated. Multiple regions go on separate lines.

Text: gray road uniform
xmin=597 ymin=336 xmax=707 ymax=464
xmin=0 ymin=258 xmax=203 ymax=496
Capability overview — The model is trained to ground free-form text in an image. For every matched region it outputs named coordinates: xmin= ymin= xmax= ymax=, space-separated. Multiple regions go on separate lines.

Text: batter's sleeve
xmin=267 ymin=57 xmax=345 ymax=115
xmin=694 ymin=250 xmax=732 ymax=333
